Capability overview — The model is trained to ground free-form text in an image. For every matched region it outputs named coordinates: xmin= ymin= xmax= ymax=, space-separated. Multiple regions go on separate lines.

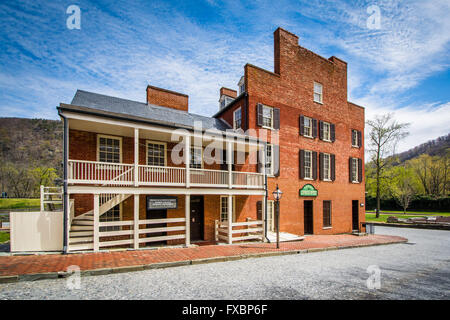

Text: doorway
xmin=190 ymin=196 xmax=204 ymax=241
xmin=304 ymin=200 xmax=314 ymax=234
xmin=352 ymin=200 xmax=359 ymax=231
xmin=146 ymin=208 xmax=167 ymax=246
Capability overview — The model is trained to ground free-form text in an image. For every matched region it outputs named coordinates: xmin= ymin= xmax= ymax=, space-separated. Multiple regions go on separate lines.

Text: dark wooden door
xmin=146 ymin=208 xmax=167 ymax=245
xmin=304 ymin=200 xmax=314 ymax=234
xmin=352 ymin=200 xmax=359 ymax=231
xmin=190 ymin=196 xmax=204 ymax=241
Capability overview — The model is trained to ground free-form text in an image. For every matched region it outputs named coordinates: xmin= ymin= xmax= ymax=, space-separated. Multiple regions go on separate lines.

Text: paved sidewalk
xmin=0 ymin=233 xmax=406 ymax=282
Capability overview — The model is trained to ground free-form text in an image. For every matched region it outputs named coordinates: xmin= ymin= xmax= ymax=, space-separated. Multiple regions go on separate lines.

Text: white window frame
xmin=314 ymin=82 xmax=323 ymax=104
xmin=304 ymin=150 xmax=313 ymax=180
xmin=351 ymin=158 xmax=359 ymax=183
xmin=233 ymin=107 xmax=242 ymax=129
xmin=352 ymin=130 xmax=359 ymax=148
xmin=220 ymin=196 xmax=236 ymax=222
xmin=262 ymin=105 xmax=274 ymax=129
xmin=323 ymin=121 xmax=331 ymax=142
xmin=146 ymin=140 xmax=167 ymax=167
xmin=190 ymin=146 xmax=203 ymax=169
xmin=323 ymin=153 xmax=331 ymax=181
xmin=97 ymin=134 xmax=122 ymax=163
xmin=267 ymin=200 xmax=275 ymax=232
xmin=264 ymin=144 xmax=274 ymax=176
xmin=303 ymin=116 xmax=313 ymax=138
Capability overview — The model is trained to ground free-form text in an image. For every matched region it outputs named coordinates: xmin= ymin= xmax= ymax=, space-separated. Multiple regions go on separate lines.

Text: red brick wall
xmin=146 ymin=85 xmax=188 ymax=112
xmin=218 ymin=27 xmax=365 ymax=235
xmin=220 ymin=87 xmax=237 ymax=98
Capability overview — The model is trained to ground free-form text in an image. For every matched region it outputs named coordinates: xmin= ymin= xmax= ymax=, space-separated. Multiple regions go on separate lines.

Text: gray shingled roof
xmin=64 ymin=90 xmax=231 ymax=131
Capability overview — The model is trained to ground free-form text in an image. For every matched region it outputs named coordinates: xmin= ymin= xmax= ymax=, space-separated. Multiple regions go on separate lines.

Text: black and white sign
xmin=147 ymin=196 xmax=178 ymax=210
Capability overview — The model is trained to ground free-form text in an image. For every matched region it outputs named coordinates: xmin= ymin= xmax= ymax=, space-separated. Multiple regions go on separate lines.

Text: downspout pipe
xmin=58 ymin=109 xmax=69 ymax=254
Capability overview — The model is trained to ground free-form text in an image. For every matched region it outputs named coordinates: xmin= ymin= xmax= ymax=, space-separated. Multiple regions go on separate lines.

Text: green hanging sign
xmin=299 ymin=184 xmax=318 ymax=197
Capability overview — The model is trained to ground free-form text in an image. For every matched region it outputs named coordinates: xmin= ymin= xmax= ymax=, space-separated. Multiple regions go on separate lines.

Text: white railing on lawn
xmin=190 ymin=168 xmax=228 ymax=187
xmin=40 ymin=185 xmax=63 ymax=211
xmin=215 ymin=219 xmax=264 ymax=244
xmin=68 ymin=160 xmax=134 ymax=185
xmin=68 ymin=159 xmax=264 ymax=189
xmin=139 ymin=165 xmax=185 ymax=186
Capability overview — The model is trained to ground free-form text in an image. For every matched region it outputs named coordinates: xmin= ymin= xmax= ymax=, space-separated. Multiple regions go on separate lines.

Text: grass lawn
xmin=0 ymin=198 xmax=40 ymax=210
xmin=0 ymin=231 xmax=9 ymax=243
xmin=365 ymin=212 xmax=450 ymax=223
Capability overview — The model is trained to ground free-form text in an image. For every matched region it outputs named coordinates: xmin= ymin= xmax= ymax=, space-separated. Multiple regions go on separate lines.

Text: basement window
xmin=220 ymin=196 xmax=235 ymax=222
xmin=100 ymin=204 xmax=121 ymax=232
xmin=323 ymin=200 xmax=332 ymax=228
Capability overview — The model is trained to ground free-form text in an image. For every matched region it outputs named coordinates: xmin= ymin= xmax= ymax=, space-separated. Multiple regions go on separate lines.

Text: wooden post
xmin=228 ymin=195 xmax=232 ymax=244
xmin=134 ymin=194 xmax=139 ymax=249
xmin=261 ymin=195 xmax=266 ymax=242
xmin=227 ymin=141 xmax=232 ymax=189
xmin=93 ymin=194 xmax=99 ymax=252
xmin=185 ymin=194 xmax=190 ymax=246
xmin=40 ymin=185 xmax=44 ymax=212
xmin=185 ymin=135 xmax=190 ymax=188
xmin=215 ymin=220 xmax=218 ymax=242
xmin=134 ymin=128 xmax=139 ymax=186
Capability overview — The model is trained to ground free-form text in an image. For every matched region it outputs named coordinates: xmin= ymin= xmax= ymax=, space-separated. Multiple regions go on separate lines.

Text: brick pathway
xmin=0 ymin=234 xmax=406 ymax=277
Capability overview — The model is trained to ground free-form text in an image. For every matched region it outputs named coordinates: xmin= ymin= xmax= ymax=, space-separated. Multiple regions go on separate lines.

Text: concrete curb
xmin=0 ymin=239 xmax=407 ymax=284
xmin=369 ymin=222 xmax=450 ymax=231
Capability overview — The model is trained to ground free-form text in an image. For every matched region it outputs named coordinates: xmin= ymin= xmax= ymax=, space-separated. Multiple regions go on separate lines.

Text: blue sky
xmin=0 ymin=0 xmax=449 ymax=152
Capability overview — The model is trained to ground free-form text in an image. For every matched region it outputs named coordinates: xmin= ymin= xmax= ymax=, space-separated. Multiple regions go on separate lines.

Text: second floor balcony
xmin=68 ymin=159 xmax=265 ymax=189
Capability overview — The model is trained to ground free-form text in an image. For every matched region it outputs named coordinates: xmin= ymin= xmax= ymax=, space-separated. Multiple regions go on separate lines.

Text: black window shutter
xmin=299 ymin=150 xmax=305 ymax=179
xmin=299 ymin=115 xmax=304 ymax=136
xmin=312 ymin=119 xmax=318 ymax=138
xmin=349 ymin=158 xmax=353 ymax=182
xmin=273 ymin=108 xmax=280 ymax=130
xmin=220 ymin=149 xmax=227 ymax=171
xmin=358 ymin=158 xmax=362 ymax=183
xmin=319 ymin=152 xmax=324 ymax=181
xmin=257 ymin=104 xmax=263 ymax=127
xmin=256 ymin=201 xmax=262 ymax=220
xmin=331 ymin=154 xmax=336 ymax=181
xmin=273 ymin=144 xmax=280 ymax=177
xmin=331 ymin=124 xmax=336 ymax=142
xmin=319 ymin=121 xmax=324 ymax=140
xmin=357 ymin=130 xmax=362 ymax=148
xmin=312 ymin=151 xmax=318 ymax=180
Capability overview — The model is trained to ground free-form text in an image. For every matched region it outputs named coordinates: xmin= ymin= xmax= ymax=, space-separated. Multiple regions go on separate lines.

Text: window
xmin=351 ymin=158 xmax=359 ymax=182
xmin=323 ymin=153 xmax=331 ymax=180
xmin=303 ymin=116 xmax=313 ymax=137
xmin=304 ymin=150 xmax=312 ymax=179
xmin=238 ymin=76 xmax=245 ymax=95
xmin=352 ymin=130 xmax=357 ymax=147
xmin=100 ymin=204 xmax=121 ymax=232
xmin=147 ymin=141 xmax=166 ymax=166
xmin=98 ymin=135 xmax=121 ymax=163
xmin=233 ymin=108 xmax=242 ymax=129
xmin=190 ymin=147 xmax=203 ymax=169
xmin=314 ymin=82 xmax=323 ymax=103
xmin=264 ymin=144 xmax=274 ymax=175
xmin=267 ymin=200 xmax=275 ymax=232
xmin=323 ymin=201 xmax=331 ymax=228
xmin=323 ymin=122 xmax=331 ymax=141
xmin=262 ymin=105 xmax=273 ymax=128
xmin=220 ymin=96 xmax=234 ymax=109
xmin=220 ymin=196 xmax=235 ymax=222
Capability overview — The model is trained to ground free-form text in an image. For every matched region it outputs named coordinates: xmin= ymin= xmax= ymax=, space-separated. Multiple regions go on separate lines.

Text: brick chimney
xmin=146 ymin=85 xmax=189 ymax=112
xmin=220 ymin=87 xmax=237 ymax=98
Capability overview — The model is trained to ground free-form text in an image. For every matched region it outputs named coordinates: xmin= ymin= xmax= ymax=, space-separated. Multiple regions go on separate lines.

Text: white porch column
xmin=185 ymin=194 xmax=190 ymax=246
xmin=93 ymin=194 xmax=99 ymax=252
xmin=185 ymin=135 xmax=190 ymax=188
xmin=227 ymin=195 xmax=232 ymax=244
xmin=227 ymin=141 xmax=232 ymax=189
xmin=134 ymin=128 xmax=139 ymax=187
xmin=40 ymin=185 xmax=44 ymax=212
xmin=262 ymin=195 xmax=266 ymax=241
xmin=134 ymin=194 xmax=139 ymax=249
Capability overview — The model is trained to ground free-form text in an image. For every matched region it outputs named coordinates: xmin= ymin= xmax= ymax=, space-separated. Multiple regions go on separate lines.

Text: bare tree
xmin=367 ymin=113 xmax=409 ymax=218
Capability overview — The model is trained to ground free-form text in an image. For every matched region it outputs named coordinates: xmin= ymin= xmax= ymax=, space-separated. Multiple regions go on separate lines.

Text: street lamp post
xmin=272 ymin=184 xmax=283 ymax=249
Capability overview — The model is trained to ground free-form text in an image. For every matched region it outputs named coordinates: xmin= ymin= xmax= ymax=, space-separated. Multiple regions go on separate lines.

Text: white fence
xmin=40 ymin=186 xmax=63 ymax=211
xmin=215 ymin=219 xmax=264 ymax=244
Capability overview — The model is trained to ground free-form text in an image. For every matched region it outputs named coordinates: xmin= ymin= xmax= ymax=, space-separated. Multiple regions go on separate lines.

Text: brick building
xmin=56 ymin=27 xmax=364 ymax=253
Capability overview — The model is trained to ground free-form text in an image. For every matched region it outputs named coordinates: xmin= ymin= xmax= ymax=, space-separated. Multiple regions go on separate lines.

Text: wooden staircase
xmin=68 ymin=194 xmax=131 ymax=252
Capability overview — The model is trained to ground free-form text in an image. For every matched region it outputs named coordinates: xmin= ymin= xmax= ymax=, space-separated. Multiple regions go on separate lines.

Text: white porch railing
xmin=68 ymin=159 xmax=264 ymax=189
xmin=215 ymin=219 xmax=264 ymax=244
xmin=68 ymin=160 xmax=134 ymax=185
